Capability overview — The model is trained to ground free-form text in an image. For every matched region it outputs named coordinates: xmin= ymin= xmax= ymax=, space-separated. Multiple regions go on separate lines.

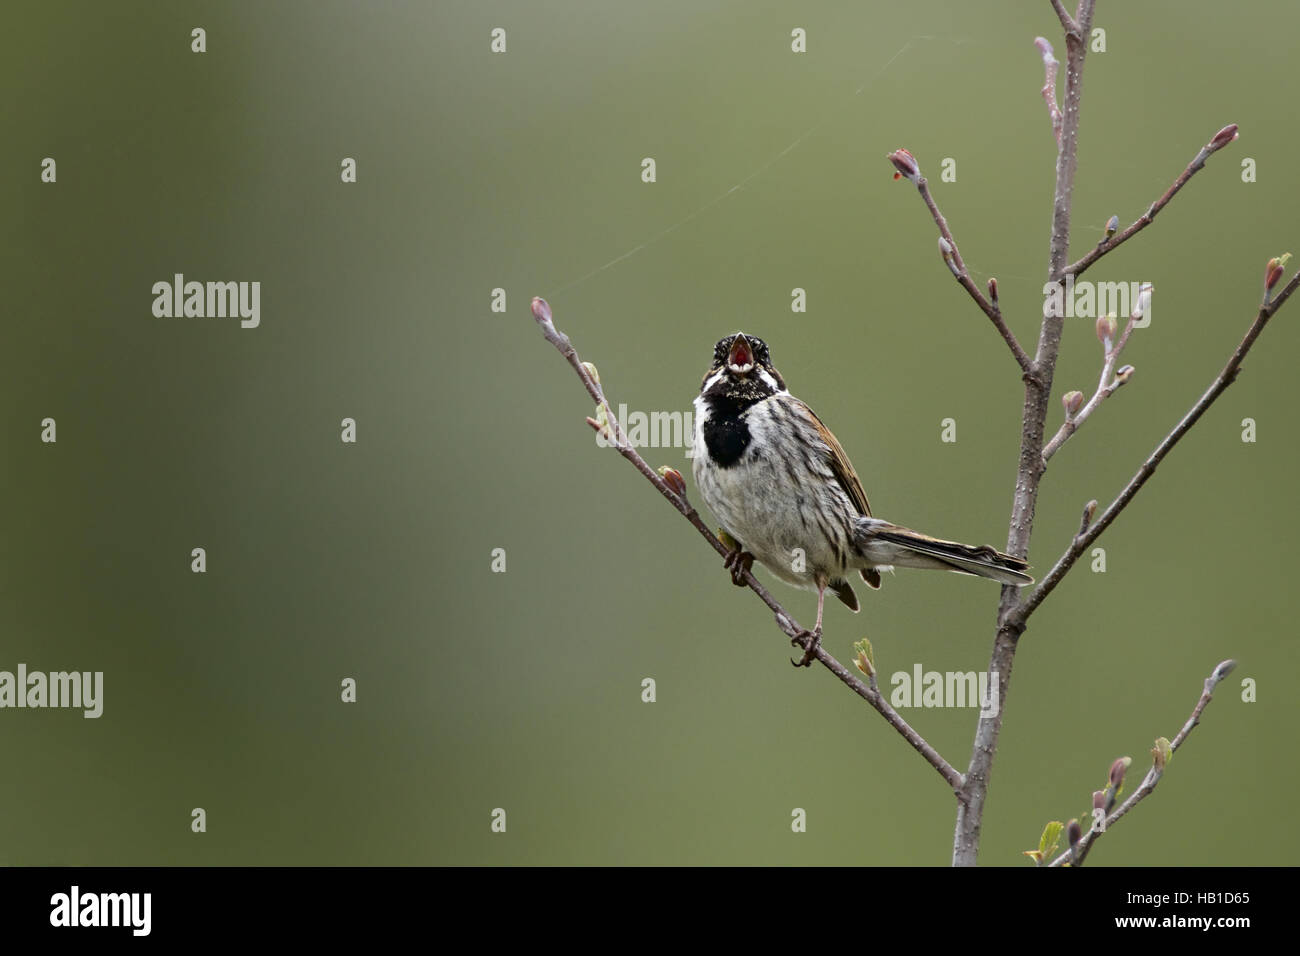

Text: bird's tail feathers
xmin=855 ymin=518 xmax=1033 ymax=586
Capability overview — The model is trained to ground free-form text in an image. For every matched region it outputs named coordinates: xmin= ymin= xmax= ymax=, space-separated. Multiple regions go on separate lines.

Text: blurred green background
xmin=3 ymin=1 xmax=1295 ymax=865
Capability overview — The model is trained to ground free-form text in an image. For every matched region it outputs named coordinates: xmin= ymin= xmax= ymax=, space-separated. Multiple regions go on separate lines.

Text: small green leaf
xmin=1038 ymin=820 xmax=1064 ymax=859
xmin=1152 ymin=736 xmax=1172 ymax=772
xmin=852 ymin=638 xmax=876 ymax=677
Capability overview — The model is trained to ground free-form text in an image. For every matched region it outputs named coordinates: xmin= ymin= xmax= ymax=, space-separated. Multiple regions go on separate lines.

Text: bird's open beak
xmin=727 ymin=334 xmax=755 ymax=374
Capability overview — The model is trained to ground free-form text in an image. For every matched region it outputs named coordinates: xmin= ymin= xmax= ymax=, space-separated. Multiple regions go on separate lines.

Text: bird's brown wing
xmin=795 ymin=400 xmax=871 ymax=517
xmin=794 ymin=399 xmax=882 ymax=589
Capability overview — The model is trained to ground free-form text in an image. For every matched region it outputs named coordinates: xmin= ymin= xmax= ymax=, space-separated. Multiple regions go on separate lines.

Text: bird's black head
xmin=711 ymin=332 xmax=772 ymax=371
xmin=699 ymin=332 xmax=786 ymax=403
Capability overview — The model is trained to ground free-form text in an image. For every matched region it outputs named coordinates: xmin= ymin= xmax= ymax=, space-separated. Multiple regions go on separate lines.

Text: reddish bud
xmin=1109 ymin=756 xmax=1131 ymax=790
xmin=530 ymin=296 xmax=553 ymax=327
xmin=987 ymin=277 xmax=998 ymax=302
xmin=1265 ymin=257 xmax=1285 ymax=292
xmin=887 ymin=148 xmax=920 ymax=183
xmin=1096 ymin=314 xmax=1118 ymax=346
xmin=1209 ymin=124 xmax=1239 ymax=151
xmin=1062 ymin=390 xmax=1084 ymax=419
xmin=1092 ymin=790 xmax=1106 ymax=812
xmin=1066 ymin=819 xmax=1082 ymax=847
xmin=657 ymin=466 xmax=687 ymax=498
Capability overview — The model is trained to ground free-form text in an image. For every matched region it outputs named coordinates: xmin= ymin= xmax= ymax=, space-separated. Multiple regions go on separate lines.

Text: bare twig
xmin=1018 ymin=268 xmax=1300 ymax=623
xmin=1041 ymin=286 xmax=1147 ymax=465
xmin=887 ymin=149 xmax=1034 ymax=374
xmin=1048 ymin=660 xmax=1237 ymax=866
xmin=1064 ymin=124 xmax=1239 ymax=281
xmin=1049 ymin=0 xmax=1079 ymax=35
xmin=952 ymin=0 xmax=1098 ymax=869
xmin=529 ymin=296 xmax=965 ymax=793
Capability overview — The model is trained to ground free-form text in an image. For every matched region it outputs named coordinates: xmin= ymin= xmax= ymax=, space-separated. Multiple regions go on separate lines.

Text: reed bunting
xmin=691 ymin=333 xmax=1032 ymax=666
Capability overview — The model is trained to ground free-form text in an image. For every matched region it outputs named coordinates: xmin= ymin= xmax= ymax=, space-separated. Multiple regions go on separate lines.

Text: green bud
xmin=1151 ymin=736 xmax=1172 ymax=772
xmin=852 ymin=638 xmax=876 ymax=678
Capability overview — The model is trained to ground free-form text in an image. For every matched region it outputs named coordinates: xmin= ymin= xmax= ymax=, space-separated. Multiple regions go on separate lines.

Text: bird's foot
xmin=722 ymin=547 xmax=754 ymax=587
xmin=791 ymin=627 xmax=823 ymax=668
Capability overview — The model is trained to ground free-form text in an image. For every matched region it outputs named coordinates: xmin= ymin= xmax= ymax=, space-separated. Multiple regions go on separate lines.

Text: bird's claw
xmin=722 ymin=547 xmax=754 ymax=587
xmin=790 ymin=627 xmax=822 ymax=668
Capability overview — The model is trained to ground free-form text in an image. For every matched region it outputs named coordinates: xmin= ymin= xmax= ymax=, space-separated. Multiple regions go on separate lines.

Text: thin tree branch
xmin=1017 ymin=267 xmax=1300 ymax=623
xmin=887 ymin=150 xmax=1034 ymax=375
xmin=1063 ymin=124 xmax=1239 ymax=281
xmin=953 ymin=0 xmax=1097 ymax=869
xmin=1041 ymin=286 xmax=1146 ymax=465
xmin=1050 ymin=0 xmax=1079 ymax=35
xmin=528 ymin=296 xmax=965 ymax=793
xmin=1048 ymin=659 xmax=1236 ymax=866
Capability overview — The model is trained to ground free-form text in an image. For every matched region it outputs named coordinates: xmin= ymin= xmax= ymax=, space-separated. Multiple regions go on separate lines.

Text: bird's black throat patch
xmin=701 ymin=386 xmax=769 ymax=468
xmin=702 ymin=413 xmax=751 ymax=468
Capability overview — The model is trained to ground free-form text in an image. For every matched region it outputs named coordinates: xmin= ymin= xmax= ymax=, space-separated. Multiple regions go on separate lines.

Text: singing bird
xmin=691 ymin=332 xmax=1031 ymax=665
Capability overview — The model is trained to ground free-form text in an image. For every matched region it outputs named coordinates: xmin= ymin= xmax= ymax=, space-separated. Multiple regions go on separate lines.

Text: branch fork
xmin=1047 ymin=660 xmax=1236 ymax=866
xmin=887 ymin=148 xmax=1033 ymax=374
xmin=1041 ymin=284 xmax=1149 ymax=466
